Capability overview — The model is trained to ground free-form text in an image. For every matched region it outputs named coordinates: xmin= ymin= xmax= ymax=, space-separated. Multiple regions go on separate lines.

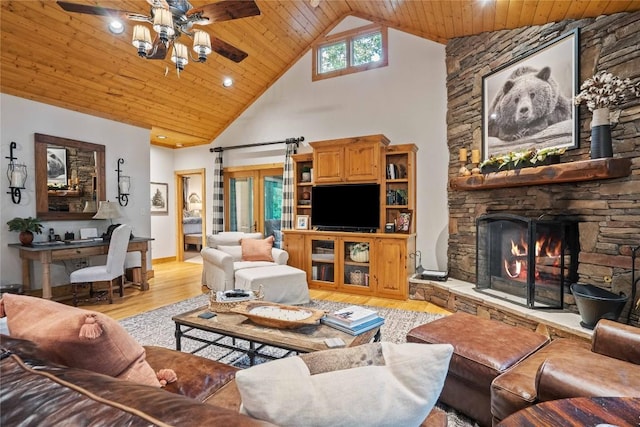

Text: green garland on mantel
xmin=480 ymin=147 xmax=566 ymax=173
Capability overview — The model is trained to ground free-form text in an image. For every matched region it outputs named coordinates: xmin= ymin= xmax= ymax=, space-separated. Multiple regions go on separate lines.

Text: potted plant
xmin=301 ymin=166 xmax=312 ymax=182
xmin=7 ymin=216 xmax=44 ymax=246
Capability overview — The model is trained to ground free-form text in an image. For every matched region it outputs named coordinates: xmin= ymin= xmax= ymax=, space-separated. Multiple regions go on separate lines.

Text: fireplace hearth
xmin=476 ymin=214 xmax=579 ymax=309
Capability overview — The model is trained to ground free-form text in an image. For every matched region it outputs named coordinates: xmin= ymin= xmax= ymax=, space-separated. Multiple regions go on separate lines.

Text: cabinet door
xmin=309 ymin=235 xmax=338 ymax=289
xmin=283 ymin=232 xmax=305 ymax=271
xmin=373 ymin=238 xmax=408 ymax=298
xmin=344 ymin=143 xmax=380 ymax=182
xmin=340 ymin=238 xmax=374 ymax=295
xmin=314 ymin=146 xmax=343 ymax=183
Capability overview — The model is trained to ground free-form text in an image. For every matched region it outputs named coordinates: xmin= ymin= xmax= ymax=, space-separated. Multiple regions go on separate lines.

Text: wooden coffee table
xmin=172 ymin=305 xmax=381 ymax=366
xmin=498 ymin=397 xmax=640 ymax=426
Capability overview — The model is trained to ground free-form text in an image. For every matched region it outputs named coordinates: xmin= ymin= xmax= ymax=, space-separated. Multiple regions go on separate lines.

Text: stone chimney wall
xmin=445 ymin=12 xmax=640 ymax=326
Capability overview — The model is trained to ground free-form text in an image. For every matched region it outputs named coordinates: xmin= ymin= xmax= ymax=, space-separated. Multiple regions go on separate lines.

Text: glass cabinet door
xmin=310 ymin=237 xmax=336 ymax=285
xmin=343 ymin=239 xmax=371 ymax=288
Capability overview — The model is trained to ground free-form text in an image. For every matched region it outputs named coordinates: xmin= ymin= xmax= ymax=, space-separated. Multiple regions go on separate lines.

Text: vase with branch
xmin=574 ymin=71 xmax=638 ymax=158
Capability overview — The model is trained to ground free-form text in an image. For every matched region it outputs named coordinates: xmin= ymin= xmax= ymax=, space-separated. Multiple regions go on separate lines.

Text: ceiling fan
xmin=57 ymin=0 xmax=260 ymax=67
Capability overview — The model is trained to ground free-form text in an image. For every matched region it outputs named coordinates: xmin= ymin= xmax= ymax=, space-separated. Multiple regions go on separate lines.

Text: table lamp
xmin=93 ymin=200 xmax=122 ymax=224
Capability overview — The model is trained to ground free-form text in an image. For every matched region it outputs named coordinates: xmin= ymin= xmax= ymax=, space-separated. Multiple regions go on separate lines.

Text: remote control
xmin=324 ymin=338 xmax=345 ymax=348
xmin=198 ymin=311 xmax=216 ymax=319
xmin=225 ymin=292 xmax=250 ymax=298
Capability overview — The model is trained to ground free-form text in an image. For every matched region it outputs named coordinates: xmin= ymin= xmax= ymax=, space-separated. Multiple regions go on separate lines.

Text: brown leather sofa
xmin=1 ymin=334 xmax=448 ymax=426
xmin=491 ymin=319 xmax=640 ymax=425
xmin=1 ymin=334 xmax=274 ymax=426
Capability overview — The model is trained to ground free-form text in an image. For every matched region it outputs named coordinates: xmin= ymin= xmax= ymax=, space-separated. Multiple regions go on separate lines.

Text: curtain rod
xmin=209 ymin=136 xmax=305 ymax=153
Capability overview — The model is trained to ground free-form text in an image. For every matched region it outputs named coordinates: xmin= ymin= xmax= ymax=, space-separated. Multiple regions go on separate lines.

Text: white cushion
xmin=233 ymin=261 xmax=277 ymax=270
xmin=209 ymin=232 xmax=262 ymax=248
xmin=234 ymin=265 xmax=309 ymax=305
xmin=217 ymin=245 xmax=243 ymax=261
xmin=235 ymin=342 xmax=453 ymax=427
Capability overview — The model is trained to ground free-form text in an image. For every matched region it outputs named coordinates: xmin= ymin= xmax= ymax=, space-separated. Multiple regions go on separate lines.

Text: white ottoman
xmin=234 ymin=265 xmax=310 ymax=305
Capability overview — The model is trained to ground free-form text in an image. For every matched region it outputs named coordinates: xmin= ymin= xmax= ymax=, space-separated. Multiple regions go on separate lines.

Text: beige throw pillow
xmin=0 ymin=294 xmax=161 ymax=387
xmin=240 ymin=236 xmax=274 ymax=262
xmin=235 ymin=342 xmax=453 ymax=427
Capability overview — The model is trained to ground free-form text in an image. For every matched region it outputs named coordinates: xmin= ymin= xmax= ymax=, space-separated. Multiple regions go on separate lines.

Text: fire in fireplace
xmin=476 ymin=213 xmax=579 ymax=309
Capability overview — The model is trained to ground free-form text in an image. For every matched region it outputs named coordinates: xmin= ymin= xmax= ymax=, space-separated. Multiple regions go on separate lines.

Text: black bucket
xmin=570 ymin=283 xmax=628 ymax=329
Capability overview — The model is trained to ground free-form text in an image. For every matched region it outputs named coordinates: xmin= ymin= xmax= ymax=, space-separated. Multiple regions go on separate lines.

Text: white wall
xmin=174 ymin=18 xmax=450 ymax=270
xmin=0 ymin=94 xmax=151 ymax=288
xmin=150 ymin=146 xmax=177 ymax=259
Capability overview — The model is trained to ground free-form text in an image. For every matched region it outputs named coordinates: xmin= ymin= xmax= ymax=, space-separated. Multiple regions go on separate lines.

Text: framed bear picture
xmin=482 ymin=28 xmax=579 ymax=161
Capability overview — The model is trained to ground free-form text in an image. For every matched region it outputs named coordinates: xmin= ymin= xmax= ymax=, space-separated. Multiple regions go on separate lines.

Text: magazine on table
xmin=324 ymin=305 xmax=379 ymax=328
xmin=321 ymin=316 xmax=384 ymax=336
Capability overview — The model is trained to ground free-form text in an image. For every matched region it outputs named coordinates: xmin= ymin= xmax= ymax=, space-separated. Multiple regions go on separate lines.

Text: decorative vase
xmin=19 ymin=231 xmax=34 ymax=246
xmin=590 ymin=107 xmax=613 ymax=159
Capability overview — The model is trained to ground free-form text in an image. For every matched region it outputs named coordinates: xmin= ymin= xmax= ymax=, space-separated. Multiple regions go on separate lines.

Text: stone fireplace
xmin=475 ymin=213 xmax=579 ymax=309
xmin=409 ymin=11 xmax=640 ymax=330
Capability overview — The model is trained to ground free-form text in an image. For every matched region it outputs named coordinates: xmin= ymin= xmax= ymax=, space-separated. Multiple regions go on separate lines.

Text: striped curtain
xmin=211 ymin=151 xmax=224 ymax=234
xmin=280 ymin=142 xmax=296 ymax=231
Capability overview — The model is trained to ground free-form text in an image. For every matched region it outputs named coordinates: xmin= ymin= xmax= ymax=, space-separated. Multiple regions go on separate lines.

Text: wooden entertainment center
xmin=283 ymin=134 xmax=417 ymax=299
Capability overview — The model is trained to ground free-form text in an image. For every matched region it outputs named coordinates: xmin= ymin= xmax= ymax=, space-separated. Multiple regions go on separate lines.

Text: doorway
xmin=175 ymin=168 xmax=206 ymax=262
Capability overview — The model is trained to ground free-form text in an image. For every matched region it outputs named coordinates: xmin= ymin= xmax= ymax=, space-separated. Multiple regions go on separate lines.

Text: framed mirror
xmin=35 ymin=133 xmax=106 ymax=221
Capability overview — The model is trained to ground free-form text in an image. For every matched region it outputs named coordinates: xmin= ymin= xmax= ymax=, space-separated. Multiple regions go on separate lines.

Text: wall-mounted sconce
xmin=6 ymin=141 xmax=27 ymax=204
xmin=116 ymin=158 xmax=130 ymax=207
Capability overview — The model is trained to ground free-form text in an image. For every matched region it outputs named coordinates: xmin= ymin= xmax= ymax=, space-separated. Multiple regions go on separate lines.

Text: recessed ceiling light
xmin=157 ymin=135 xmax=167 ymax=139
xmin=108 ymin=20 xmax=124 ymax=34
xmin=222 ymin=77 xmax=233 ymax=87
xmin=176 ymin=143 xmax=183 ymax=147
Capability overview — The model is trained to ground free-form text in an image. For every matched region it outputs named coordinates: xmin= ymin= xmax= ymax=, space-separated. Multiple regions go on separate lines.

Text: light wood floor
xmin=85 ymin=260 xmax=451 ymax=320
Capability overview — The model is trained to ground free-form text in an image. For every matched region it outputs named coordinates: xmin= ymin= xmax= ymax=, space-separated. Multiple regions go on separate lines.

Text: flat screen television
xmin=311 ymin=184 xmax=380 ymax=232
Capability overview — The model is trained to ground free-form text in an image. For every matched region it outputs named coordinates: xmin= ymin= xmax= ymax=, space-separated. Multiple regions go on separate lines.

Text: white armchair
xmin=201 ymin=232 xmax=289 ymax=292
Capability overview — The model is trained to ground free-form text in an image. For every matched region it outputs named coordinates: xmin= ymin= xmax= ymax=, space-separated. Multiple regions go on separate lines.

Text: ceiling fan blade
xmin=187 ymin=0 xmax=260 ymax=24
xmin=211 ymin=36 xmax=248 ymax=63
xmin=57 ymin=1 xmax=149 ymax=21
xmin=146 ymin=0 xmax=170 ymax=9
xmin=146 ymin=36 xmax=168 ymax=60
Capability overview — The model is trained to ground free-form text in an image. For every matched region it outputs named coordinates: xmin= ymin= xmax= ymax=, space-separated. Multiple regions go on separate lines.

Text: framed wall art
xmin=482 ymin=28 xmax=579 ymax=160
xmin=396 ymin=209 xmax=412 ymax=234
xmin=46 ymin=147 xmax=67 ymax=186
xmin=150 ymin=182 xmax=168 ymax=215
xmin=296 ymin=215 xmax=309 ymax=230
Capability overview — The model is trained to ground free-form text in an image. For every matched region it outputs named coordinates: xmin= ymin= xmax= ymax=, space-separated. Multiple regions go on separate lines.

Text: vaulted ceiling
xmin=2 ymin=1 xmax=639 ymax=149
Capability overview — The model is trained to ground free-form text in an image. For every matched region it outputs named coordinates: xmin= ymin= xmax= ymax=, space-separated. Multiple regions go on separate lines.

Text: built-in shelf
xmin=450 ymin=158 xmax=632 ymax=191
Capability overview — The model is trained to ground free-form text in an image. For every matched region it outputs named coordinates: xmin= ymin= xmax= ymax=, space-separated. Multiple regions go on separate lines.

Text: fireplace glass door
xmin=476 ymin=214 xmax=578 ymax=309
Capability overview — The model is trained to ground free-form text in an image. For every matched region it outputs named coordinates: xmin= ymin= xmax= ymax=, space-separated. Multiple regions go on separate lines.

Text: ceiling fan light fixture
xmin=108 ymin=19 xmax=124 ymax=35
xmin=193 ymin=30 xmax=212 ymax=62
xmin=171 ymin=42 xmax=189 ymax=71
xmin=132 ymin=25 xmax=153 ymax=56
xmin=153 ymin=8 xmax=175 ymax=43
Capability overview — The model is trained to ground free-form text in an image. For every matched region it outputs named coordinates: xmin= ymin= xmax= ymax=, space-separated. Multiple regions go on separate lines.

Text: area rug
xmin=120 ymin=295 xmax=478 ymax=427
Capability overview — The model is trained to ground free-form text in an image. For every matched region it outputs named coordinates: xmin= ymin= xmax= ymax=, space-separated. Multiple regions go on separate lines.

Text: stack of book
xmin=321 ymin=305 xmax=384 ymax=335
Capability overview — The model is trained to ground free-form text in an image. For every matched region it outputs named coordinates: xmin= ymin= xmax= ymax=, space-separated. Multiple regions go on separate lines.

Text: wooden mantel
xmin=450 ymin=158 xmax=632 ymax=191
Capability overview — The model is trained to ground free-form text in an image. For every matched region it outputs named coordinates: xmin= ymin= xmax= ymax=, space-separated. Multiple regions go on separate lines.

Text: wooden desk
xmin=8 ymin=237 xmax=153 ymax=299
xmin=498 ymin=397 xmax=640 ymax=427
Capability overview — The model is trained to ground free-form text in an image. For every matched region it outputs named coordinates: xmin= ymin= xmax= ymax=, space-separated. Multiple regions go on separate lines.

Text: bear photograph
xmin=482 ymin=29 xmax=578 ymax=160
xmin=46 ymin=147 xmax=67 ymax=186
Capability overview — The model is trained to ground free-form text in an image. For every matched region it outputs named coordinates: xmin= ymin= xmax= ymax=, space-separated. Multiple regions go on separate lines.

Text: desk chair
xmin=70 ymin=224 xmax=131 ymax=306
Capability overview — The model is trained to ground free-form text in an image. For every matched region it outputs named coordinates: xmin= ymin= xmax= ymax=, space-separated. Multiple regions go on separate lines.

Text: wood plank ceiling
xmin=2 ymin=1 xmax=639 ymax=149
